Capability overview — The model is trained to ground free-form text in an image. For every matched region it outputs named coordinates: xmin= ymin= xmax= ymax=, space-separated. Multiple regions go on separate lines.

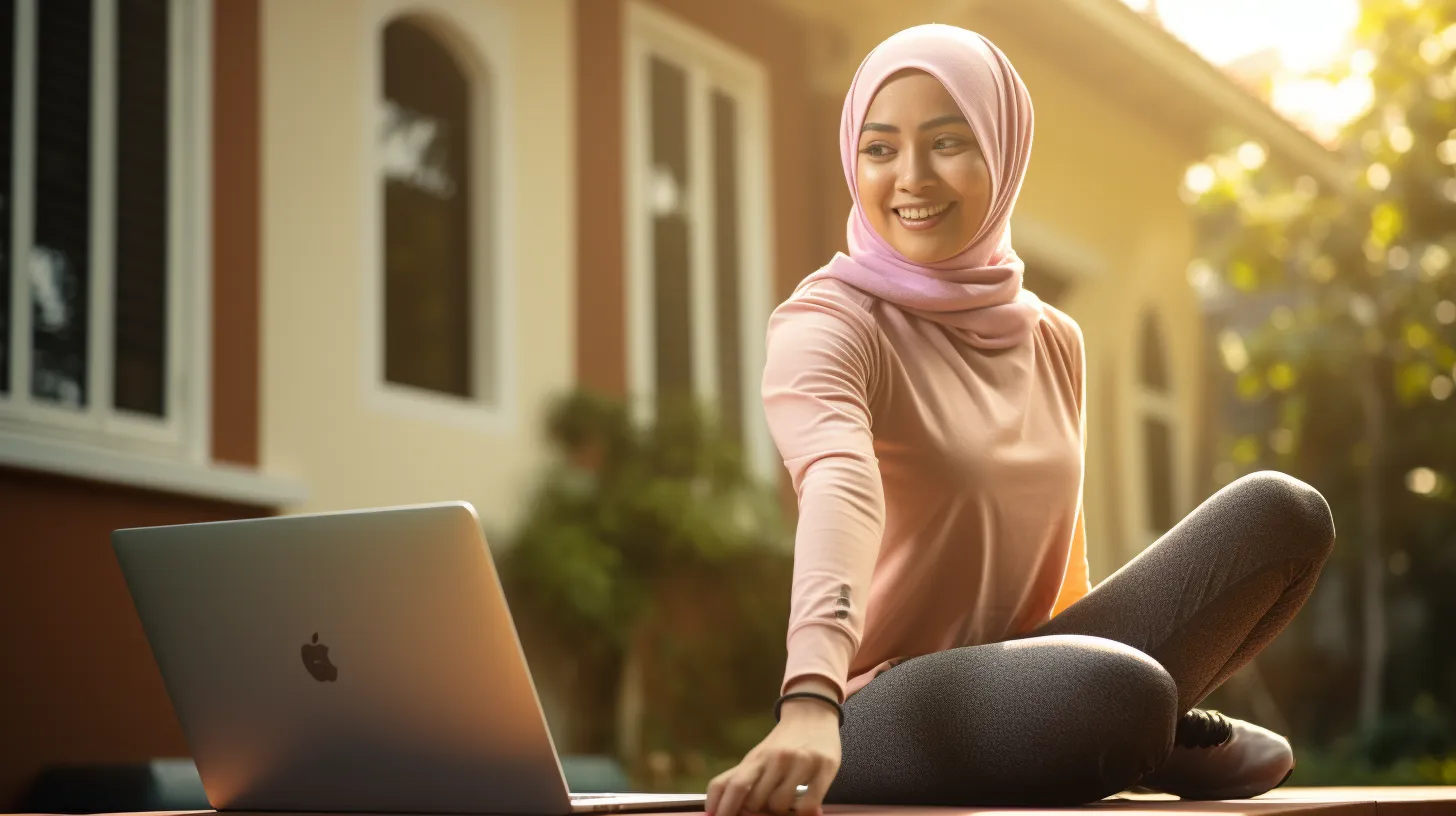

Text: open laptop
xmin=112 ymin=501 xmax=707 ymax=815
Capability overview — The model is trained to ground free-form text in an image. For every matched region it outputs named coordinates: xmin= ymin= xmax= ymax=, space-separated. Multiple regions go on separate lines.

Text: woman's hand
xmin=705 ymin=687 xmax=842 ymax=816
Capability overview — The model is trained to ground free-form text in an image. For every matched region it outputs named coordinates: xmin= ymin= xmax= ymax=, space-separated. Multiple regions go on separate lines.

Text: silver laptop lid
xmin=113 ymin=502 xmax=573 ymax=815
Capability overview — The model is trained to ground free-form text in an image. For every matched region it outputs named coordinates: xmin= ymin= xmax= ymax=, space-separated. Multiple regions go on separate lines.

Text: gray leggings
xmin=825 ymin=471 xmax=1336 ymax=807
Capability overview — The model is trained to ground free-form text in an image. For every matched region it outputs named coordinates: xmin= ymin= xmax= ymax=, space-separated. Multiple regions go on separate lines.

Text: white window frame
xmin=1 ymin=0 xmax=212 ymax=465
xmin=623 ymin=1 xmax=777 ymax=481
xmin=1135 ymin=306 xmax=1180 ymax=548
xmin=362 ymin=0 xmax=517 ymax=435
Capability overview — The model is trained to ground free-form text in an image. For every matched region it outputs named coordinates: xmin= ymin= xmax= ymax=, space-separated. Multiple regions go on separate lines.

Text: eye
xmin=934 ymin=137 xmax=963 ymax=150
xmin=860 ymin=143 xmax=894 ymax=158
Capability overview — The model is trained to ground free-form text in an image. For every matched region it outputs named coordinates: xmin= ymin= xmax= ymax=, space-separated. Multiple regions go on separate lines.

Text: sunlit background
xmin=1123 ymin=0 xmax=1374 ymax=144
xmin=2 ymin=0 xmax=1455 ymax=810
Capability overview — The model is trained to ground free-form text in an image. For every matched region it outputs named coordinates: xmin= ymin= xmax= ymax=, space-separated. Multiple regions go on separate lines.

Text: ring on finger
xmin=787 ymin=784 xmax=808 ymax=814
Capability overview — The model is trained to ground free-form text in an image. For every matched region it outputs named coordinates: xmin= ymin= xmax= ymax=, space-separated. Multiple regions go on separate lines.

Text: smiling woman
xmin=853 ymin=69 xmax=991 ymax=265
xmin=705 ymin=21 xmax=1336 ymax=816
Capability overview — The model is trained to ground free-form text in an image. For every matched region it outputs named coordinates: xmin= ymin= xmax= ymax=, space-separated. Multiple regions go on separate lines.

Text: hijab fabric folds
xmin=800 ymin=24 xmax=1043 ymax=349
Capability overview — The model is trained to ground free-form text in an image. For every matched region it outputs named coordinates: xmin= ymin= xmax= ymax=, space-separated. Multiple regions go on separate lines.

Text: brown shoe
xmin=1136 ymin=710 xmax=1294 ymax=800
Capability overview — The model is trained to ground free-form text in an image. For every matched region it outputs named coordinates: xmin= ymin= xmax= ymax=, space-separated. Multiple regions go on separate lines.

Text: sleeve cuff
xmin=781 ymin=622 xmax=857 ymax=703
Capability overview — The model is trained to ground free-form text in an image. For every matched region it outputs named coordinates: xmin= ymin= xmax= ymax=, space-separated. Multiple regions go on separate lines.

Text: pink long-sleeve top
xmin=762 ymin=278 xmax=1091 ymax=702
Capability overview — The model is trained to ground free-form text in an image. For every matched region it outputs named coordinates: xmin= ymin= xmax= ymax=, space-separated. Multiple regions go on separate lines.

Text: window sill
xmin=0 ymin=431 xmax=308 ymax=508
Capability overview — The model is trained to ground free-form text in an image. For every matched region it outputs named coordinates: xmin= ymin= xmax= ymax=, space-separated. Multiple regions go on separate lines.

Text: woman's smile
xmin=894 ymin=200 xmax=956 ymax=232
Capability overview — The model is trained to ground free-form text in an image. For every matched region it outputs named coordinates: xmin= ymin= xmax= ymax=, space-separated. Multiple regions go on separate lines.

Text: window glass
xmin=381 ymin=18 xmax=475 ymax=400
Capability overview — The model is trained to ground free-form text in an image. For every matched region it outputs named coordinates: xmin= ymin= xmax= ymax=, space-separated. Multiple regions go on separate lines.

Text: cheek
xmin=942 ymin=154 xmax=991 ymax=206
xmin=855 ymin=160 xmax=895 ymax=211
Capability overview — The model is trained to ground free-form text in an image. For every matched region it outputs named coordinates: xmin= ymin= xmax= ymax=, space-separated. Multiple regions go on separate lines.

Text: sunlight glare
xmin=1366 ymin=163 xmax=1391 ymax=190
xmin=1420 ymin=245 xmax=1451 ymax=277
xmin=1271 ymin=76 xmax=1374 ymax=143
xmin=1185 ymin=163 xmax=1217 ymax=194
xmin=1406 ymin=467 xmax=1439 ymax=495
xmin=1433 ymin=376 xmax=1454 ymax=401
xmin=1420 ymin=36 xmax=1447 ymax=66
xmin=1389 ymin=125 xmax=1414 ymax=153
xmin=1218 ymin=330 xmax=1249 ymax=373
xmin=1237 ymin=141 xmax=1268 ymax=169
xmin=1437 ymin=139 xmax=1456 ymax=165
xmin=1123 ymin=0 xmax=1367 ymax=138
xmin=1349 ymin=49 xmax=1376 ymax=76
xmin=1151 ymin=0 xmax=1359 ymax=73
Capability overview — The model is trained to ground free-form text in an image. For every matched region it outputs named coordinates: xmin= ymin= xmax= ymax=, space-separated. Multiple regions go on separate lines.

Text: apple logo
xmin=301 ymin=632 xmax=338 ymax=682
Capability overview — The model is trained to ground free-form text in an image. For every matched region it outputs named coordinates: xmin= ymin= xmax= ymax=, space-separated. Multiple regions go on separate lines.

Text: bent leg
xmin=827 ymin=634 xmax=1177 ymax=807
xmin=1033 ymin=470 xmax=1336 ymax=712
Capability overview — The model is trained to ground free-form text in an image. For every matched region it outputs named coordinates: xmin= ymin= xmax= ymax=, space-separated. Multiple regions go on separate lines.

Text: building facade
xmin=0 ymin=0 xmax=1339 ymax=804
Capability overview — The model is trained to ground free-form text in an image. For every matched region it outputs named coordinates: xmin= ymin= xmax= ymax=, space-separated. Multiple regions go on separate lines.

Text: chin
xmin=894 ymin=237 xmax=961 ymax=265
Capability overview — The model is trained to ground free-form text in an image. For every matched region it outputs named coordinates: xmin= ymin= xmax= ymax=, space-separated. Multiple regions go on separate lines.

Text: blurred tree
xmin=498 ymin=389 xmax=791 ymax=774
xmin=1191 ymin=0 xmax=1456 ymax=744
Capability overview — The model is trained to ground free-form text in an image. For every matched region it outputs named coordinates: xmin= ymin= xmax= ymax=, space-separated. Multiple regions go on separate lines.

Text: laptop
xmin=112 ymin=501 xmax=707 ymax=814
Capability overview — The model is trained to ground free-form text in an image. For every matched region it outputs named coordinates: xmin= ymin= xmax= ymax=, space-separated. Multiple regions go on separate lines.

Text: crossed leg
xmin=827 ymin=471 xmax=1336 ymax=806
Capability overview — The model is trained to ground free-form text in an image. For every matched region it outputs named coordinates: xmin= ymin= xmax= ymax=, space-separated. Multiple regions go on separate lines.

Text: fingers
xmin=764 ymin=753 xmax=814 ymax=815
xmin=743 ymin=750 xmax=792 ymax=815
xmin=708 ymin=762 xmax=762 ymax=816
xmin=795 ymin=761 xmax=838 ymax=816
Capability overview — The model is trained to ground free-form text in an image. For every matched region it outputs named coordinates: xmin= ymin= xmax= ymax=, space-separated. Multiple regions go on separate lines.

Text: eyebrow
xmin=860 ymin=114 xmax=969 ymax=134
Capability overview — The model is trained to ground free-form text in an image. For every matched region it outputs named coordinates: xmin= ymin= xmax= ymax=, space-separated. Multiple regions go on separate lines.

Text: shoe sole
xmin=1274 ymin=766 xmax=1294 ymax=790
xmin=1165 ymin=764 xmax=1297 ymax=801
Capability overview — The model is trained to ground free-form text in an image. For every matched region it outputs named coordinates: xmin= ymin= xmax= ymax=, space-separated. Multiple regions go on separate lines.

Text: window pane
xmin=650 ymin=56 xmax=691 ymax=416
xmin=711 ymin=90 xmax=741 ymax=445
xmin=31 ymin=0 xmax=92 ymax=408
xmin=113 ymin=0 xmax=168 ymax=417
xmin=0 ymin=0 xmax=13 ymax=396
xmin=1142 ymin=416 xmax=1175 ymax=533
xmin=1139 ymin=310 xmax=1169 ymax=391
xmin=381 ymin=19 xmax=472 ymax=399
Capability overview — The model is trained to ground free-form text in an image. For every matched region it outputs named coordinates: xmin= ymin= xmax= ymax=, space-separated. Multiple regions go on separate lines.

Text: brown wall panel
xmin=212 ymin=0 xmax=261 ymax=466
xmin=575 ymin=0 xmax=628 ymax=396
xmin=814 ymin=89 xmax=851 ymax=270
xmin=0 ymin=468 xmax=267 ymax=810
xmin=0 ymin=1 xmax=267 ymax=806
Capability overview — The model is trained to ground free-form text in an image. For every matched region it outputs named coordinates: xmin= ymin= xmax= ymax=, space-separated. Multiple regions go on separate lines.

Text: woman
xmin=704 ymin=23 xmax=1334 ymax=814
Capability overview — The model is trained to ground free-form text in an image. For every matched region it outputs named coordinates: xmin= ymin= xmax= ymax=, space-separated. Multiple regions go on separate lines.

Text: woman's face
xmin=854 ymin=69 xmax=992 ymax=264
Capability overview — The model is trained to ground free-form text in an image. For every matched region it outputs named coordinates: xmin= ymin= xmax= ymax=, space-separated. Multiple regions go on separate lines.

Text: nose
xmin=897 ymin=143 xmax=938 ymax=196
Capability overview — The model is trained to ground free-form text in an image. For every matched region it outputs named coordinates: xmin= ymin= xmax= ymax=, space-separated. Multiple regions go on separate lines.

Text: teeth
xmin=897 ymin=202 xmax=948 ymax=220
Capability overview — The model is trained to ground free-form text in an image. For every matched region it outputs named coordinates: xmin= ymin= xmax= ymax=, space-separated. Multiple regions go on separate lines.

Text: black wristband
xmin=774 ymin=691 xmax=844 ymax=727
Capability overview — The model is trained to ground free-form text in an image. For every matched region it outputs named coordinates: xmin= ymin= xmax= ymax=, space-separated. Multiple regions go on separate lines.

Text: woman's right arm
xmin=706 ymin=287 xmax=886 ymax=816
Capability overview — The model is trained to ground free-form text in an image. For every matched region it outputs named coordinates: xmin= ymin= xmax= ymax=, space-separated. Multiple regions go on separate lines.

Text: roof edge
xmin=1049 ymin=0 xmax=1351 ymax=191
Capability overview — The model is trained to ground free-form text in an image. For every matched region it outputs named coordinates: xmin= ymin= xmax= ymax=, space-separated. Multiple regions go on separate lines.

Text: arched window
xmin=379 ymin=17 xmax=492 ymax=403
xmin=1139 ymin=309 xmax=1176 ymax=536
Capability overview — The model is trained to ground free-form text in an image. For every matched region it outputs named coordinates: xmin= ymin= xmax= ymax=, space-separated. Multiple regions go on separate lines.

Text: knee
xmin=1223 ymin=471 xmax=1336 ymax=564
xmin=1051 ymin=637 xmax=1178 ymax=784
xmin=1084 ymin=639 xmax=1178 ymax=757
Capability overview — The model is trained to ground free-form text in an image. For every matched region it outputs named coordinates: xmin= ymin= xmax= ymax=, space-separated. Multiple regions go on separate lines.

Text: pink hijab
xmin=799 ymin=24 xmax=1043 ymax=350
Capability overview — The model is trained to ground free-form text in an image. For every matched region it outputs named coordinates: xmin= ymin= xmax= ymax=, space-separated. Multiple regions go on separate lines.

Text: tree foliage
xmin=498 ymin=389 xmax=792 ymax=766
xmin=1190 ymin=0 xmax=1456 ymax=761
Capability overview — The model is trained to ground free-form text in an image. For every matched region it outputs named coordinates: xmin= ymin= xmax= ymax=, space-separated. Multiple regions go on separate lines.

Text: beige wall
xmin=1000 ymin=30 xmax=1206 ymax=580
xmin=260 ymin=0 xmax=575 ymax=536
